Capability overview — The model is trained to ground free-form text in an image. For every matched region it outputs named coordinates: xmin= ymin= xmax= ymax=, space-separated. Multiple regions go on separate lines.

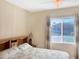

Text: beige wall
xmin=31 ymin=7 xmax=79 ymax=59
xmin=31 ymin=7 xmax=79 ymax=48
xmin=0 ymin=0 xmax=32 ymax=39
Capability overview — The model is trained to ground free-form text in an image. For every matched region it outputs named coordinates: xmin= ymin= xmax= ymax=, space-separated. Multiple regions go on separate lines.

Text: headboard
xmin=0 ymin=40 xmax=9 ymax=51
xmin=0 ymin=36 xmax=28 ymax=51
xmin=0 ymin=35 xmax=36 ymax=51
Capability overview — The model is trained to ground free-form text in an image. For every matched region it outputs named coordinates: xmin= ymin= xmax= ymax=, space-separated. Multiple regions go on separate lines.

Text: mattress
xmin=0 ymin=43 xmax=70 ymax=59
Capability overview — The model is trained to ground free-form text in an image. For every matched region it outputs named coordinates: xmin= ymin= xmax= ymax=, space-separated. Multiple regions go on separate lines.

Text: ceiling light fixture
xmin=54 ymin=0 xmax=63 ymax=7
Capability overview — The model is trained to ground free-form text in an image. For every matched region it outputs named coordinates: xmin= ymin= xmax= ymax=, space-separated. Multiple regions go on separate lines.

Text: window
xmin=49 ymin=16 xmax=76 ymax=44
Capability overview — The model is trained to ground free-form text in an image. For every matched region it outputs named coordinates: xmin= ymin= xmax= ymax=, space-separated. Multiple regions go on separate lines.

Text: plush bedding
xmin=0 ymin=43 xmax=70 ymax=59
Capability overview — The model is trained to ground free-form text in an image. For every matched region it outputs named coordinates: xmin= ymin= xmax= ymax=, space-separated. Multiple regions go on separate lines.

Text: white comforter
xmin=0 ymin=43 xmax=70 ymax=59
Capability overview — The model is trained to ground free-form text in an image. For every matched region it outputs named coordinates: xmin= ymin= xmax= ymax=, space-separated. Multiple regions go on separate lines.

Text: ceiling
xmin=6 ymin=0 xmax=79 ymax=12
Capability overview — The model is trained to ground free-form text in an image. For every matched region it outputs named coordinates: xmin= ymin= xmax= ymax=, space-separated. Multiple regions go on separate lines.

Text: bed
xmin=0 ymin=43 xmax=70 ymax=59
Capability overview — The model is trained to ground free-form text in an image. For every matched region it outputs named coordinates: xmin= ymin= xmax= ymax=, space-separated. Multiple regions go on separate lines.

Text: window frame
xmin=49 ymin=15 xmax=77 ymax=45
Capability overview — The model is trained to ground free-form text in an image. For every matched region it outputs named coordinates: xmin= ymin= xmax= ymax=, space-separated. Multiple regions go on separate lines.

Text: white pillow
xmin=0 ymin=47 xmax=20 ymax=59
xmin=18 ymin=43 xmax=32 ymax=51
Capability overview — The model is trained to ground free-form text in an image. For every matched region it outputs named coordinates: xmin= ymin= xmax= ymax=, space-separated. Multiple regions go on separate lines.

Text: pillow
xmin=18 ymin=43 xmax=32 ymax=51
xmin=18 ymin=43 xmax=33 ymax=57
xmin=0 ymin=47 xmax=20 ymax=59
